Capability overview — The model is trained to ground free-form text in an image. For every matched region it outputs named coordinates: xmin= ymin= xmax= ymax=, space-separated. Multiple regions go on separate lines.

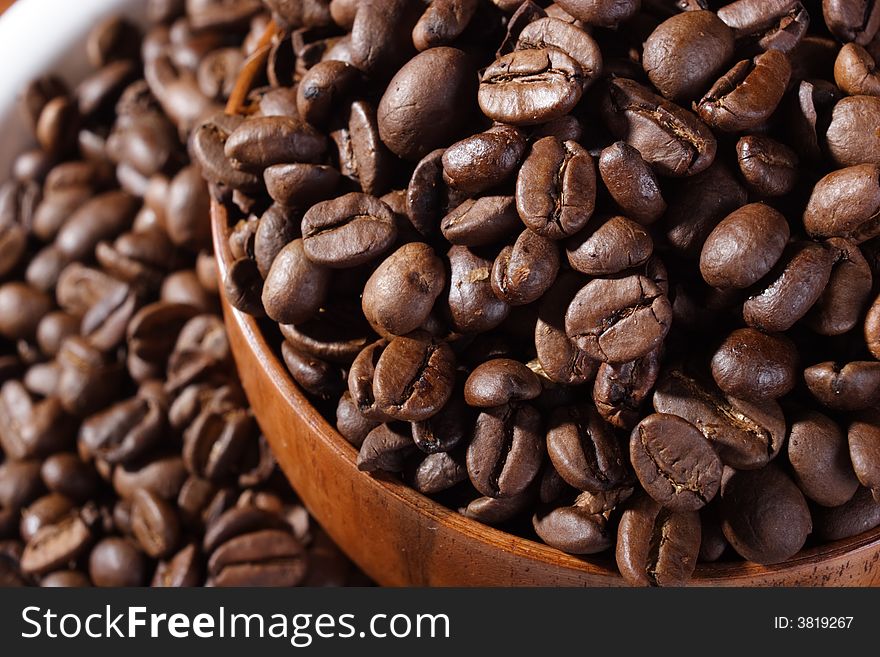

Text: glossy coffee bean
xmin=516 ymin=136 xmax=596 ymax=240
xmin=547 ymin=403 xmax=627 ymax=493
xmin=630 ymin=413 xmax=721 ymax=511
xmin=813 ymin=487 xmax=880 ymax=541
xmin=805 ymin=361 xmax=880 ymax=411
xmin=788 ymin=410 xmax=859 ymax=508
xmin=735 ymin=135 xmax=798 ymax=197
xmin=616 ymin=492 xmax=701 ymax=587
xmin=593 ymin=349 xmax=661 ymax=430
xmin=566 ymin=216 xmax=653 ymax=276
xmin=131 ymin=488 xmax=180 ymax=559
xmin=464 ymin=359 xmax=541 ymax=408
xmin=533 ymin=505 xmax=611 ymax=555
xmin=653 ymin=368 xmax=786 ymax=470
xmin=356 ymin=422 xmax=417 ymax=473
xmin=826 ymin=95 xmax=880 ymax=167
xmin=720 ymin=465 xmax=811 ymax=565
xmin=447 ymin=245 xmax=510 ymax=334
xmin=598 ymin=142 xmax=666 ymax=225
xmin=441 ymin=196 xmax=522 ymax=247
xmin=442 ymin=126 xmax=526 ymax=196
xmin=643 ymin=10 xmax=734 ymax=101
xmin=262 ymin=239 xmax=330 ymax=325
xmin=565 ymin=275 xmax=672 ymax=363
xmin=803 ymin=164 xmax=880 ymax=243
xmin=710 ymin=328 xmax=798 ymax=401
xmin=848 ymin=412 xmax=880 ymax=498
xmin=89 ymin=537 xmax=147 ymax=587
xmin=808 ymin=238 xmax=873 ymax=336
xmin=717 ymin=0 xmax=809 ymax=54
xmin=208 ymin=529 xmax=306 ymax=587
xmin=491 ymin=229 xmax=560 ymax=306
xmin=834 ymin=43 xmax=880 ymax=97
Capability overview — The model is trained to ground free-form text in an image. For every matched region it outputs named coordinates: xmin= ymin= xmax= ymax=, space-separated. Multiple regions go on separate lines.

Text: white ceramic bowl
xmin=0 ymin=0 xmax=146 ymax=176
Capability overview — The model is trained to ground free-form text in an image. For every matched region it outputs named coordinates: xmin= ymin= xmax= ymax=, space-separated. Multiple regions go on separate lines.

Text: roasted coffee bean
xmin=461 ymin=491 xmax=532 ymax=525
xmin=331 ymin=100 xmax=392 ymax=197
xmin=535 ymin=272 xmax=598 ymax=386
xmin=491 ymin=229 xmax=560 ymax=305
xmin=479 ymin=49 xmax=584 ymax=126
xmin=593 ymin=349 xmax=661 ymax=430
xmin=630 ymin=413 xmax=721 ymax=511
xmin=362 ymin=243 xmax=446 ymax=337
xmin=40 ymin=570 xmax=91 ymax=587
xmin=547 ymin=403 xmax=627 ymax=492
xmin=743 ymin=241 xmax=837 ymax=332
xmin=553 ymin=0 xmax=639 ymax=27
xmin=412 ymin=0 xmax=479 ymax=50
xmin=533 ymin=505 xmax=611 ymax=555
xmin=464 ymin=359 xmax=542 ymax=408
xmin=112 ymin=455 xmax=188 ymax=502
xmin=566 ymin=216 xmax=653 ymax=276
xmin=372 ymin=333 xmax=456 ymax=422
xmin=409 ymin=451 xmax=468 ymax=494
xmin=356 ymin=422 xmax=417 ymax=473
xmin=261 ymin=239 xmax=330 ymax=325
xmin=735 ymin=135 xmax=798 ymax=197
xmin=191 ymin=116 xmax=262 ymax=193
xmin=131 ymin=488 xmax=180 ymax=559
xmin=813 ymin=487 xmax=880 ymax=541
xmin=598 ymin=142 xmax=666 ymax=225
xmin=515 ymin=17 xmax=602 ymax=90
xmin=805 ymin=361 xmax=880 ymax=411
xmin=804 ymin=164 xmax=880 ymax=243
xmin=225 ymin=116 xmax=327 ymax=171
xmin=653 ymin=368 xmax=786 ymax=470
xmin=565 ymin=275 xmax=673 ymax=363
xmin=21 ymin=511 xmax=94 ymax=576
xmin=788 ymin=410 xmax=859 ymax=507
xmin=834 ymin=43 xmax=880 ymax=97
xmin=717 ymin=0 xmax=809 ymax=54
xmin=55 ymin=191 xmax=139 ymax=261
xmin=447 ymin=245 xmax=511 ymax=333
xmin=442 ymin=126 xmax=526 ymax=196
xmin=412 ymin=394 xmax=469 ymax=454
xmin=616 ymin=492 xmax=701 ymax=587
xmin=441 ymin=196 xmax=522 ymax=246
xmin=826 ymin=95 xmax=880 ymax=167
xmin=467 ymin=403 xmax=543 ymax=498
xmin=405 ymin=149 xmax=447 ymax=237
xmin=378 ymin=47 xmax=475 ymax=160
xmin=602 ymin=77 xmax=716 ymax=177
xmin=89 ymin=537 xmax=147 ymax=587
xmin=41 ymin=453 xmax=98 ymax=503
xmin=849 ymin=411 xmax=880 ymax=498
xmin=79 ymin=394 xmax=167 ymax=465
xmin=0 ymin=283 xmax=53 ymax=341
xmin=720 ymin=464 xmax=811 ymax=564
xmin=349 ymin=0 xmax=420 ymax=77
xmin=516 ymin=136 xmax=595 ymax=240
xmin=208 ymin=529 xmax=306 ymax=587
xmin=868 ymin=293 xmax=880 ymax=359
xmin=301 ymin=192 xmax=397 ymax=268
xmin=808 ymin=239 xmax=873 ymax=335
xmin=697 ymin=50 xmax=791 ymax=132
xmin=823 ymin=0 xmax=880 ymax=46
xmin=152 ymin=543 xmax=202 ymax=587
xmin=264 ymin=163 xmax=340 ymax=209
xmin=0 ymin=384 xmax=74 ymax=460
xmin=664 ymin=161 xmax=747 ymax=258
xmin=184 ymin=404 xmax=257 ymax=482
xmin=20 ymin=494 xmax=75 ymax=543
xmin=281 ymin=342 xmax=344 ymax=400
xmin=710 ymin=328 xmax=798 ymax=401
xmin=643 ymin=10 xmax=735 ymax=101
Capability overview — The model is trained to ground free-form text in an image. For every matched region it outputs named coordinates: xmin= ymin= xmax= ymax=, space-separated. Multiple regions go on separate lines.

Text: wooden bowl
xmin=212 ymin=201 xmax=880 ymax=586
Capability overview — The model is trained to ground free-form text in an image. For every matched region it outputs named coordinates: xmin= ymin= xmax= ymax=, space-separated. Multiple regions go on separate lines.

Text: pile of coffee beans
xmin=201 ymin=0 xmax=880 ymax=586
xmin=0 ymin=2 xmax=366 ymax=587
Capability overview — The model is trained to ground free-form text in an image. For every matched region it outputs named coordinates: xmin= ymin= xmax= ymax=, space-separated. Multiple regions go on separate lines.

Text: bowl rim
xmin=211 ymin=198 xmax=880 ymax=584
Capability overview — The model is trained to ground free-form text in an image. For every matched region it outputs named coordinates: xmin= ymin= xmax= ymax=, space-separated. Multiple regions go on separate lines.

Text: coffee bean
xmin=553 ymin=0 xmax=639 ymax=28
xmin=21 ymin=511 xmax=94 ymax=576
xmin=409 ymin=451 xmax=468 ymax=494
xmin=547 ymin=403 xmax=627 ymax=492
xmin=653 ymin=368 xmax=786 ymax=470
xmin=826 ymin=95 xmax=880 ymax=167
xmin=441 ymin=196 xmax=522 ymax=246
xmin=823 ymin=0 xmax=880 ymax=45
xmin=478 ymin=49 xmax=584 ymax=126
xmin=357 ymin=422 xmax=417 ymax=473
xmin=413 ymin=0 xmax=479 ymax=50
xmin=349 ymin=0 xmax=420 ymax=77
xmin=412 ymin=394 xmax=470 ymax=454
xmin=20 ymin=494 xmax=75 ymax=543
xmin=41 ymin=453 xmax=98 ymax=503
xmin=131 ymin=488 xmax=180 ymax=559
xmin=743 ymin=241 xmax=837 ymax=332
xmin=442 ymin=126 xmax=527 ymax=196
xmin=151 ymin=543 xmax=202 ymax=587
xmin=208 ymin=529 xmax=306 ymax=587
xmin=362 ymin=243 xmax=446 ymax=337
xmin=515 ymin=17 xmax=602 ymax=90
xmin=378 ymin=47 xmax=475 ymax=160
xmin=331 ymin=100 xmax=392 ymax=197
xmin=89 ymin=537 xmax=147 ymax=587
xmin=803 ymin=164 xmax=880 ymax=243
xmin=461 ymin=491 xmax=531 ymax=525
xmin=447 ymin=245 xmax=511 ymax=333
xmin=40 ymin=570 xmax=91 ymax=587
xmin=720 ymin=464 xmax=811 ymax=564
xmin=616 ymin=492 xmax=701 ymax=587
xmin=643 ymin=10 xmax=735 ymax=101
xmin=467 ymin=402 xmax=543 ymax=498
xmin=464 ymin=359 xmax=542 ymax=408
xmin=710 ymin=328 xmax=798 ymax=401
xmin=261 ymin=239 xmax=330 ymax=326
xmin=808 ymin=238 xmax=874 ymax=335
xmin=718 ymin=0 xmax=809 ymax=54
xmin=491 ymin=229 xmax=560 ymax=305
xmin=849 ymin=411 xmax=880 ymax=499
xmin=225 ymin=116 xmax=327 ymax=171
xmin=630 ymin=413 xmax=721 ymax=511
xmin=372 ymin=333 xmax=456 ymax=422
xmin=598 ymin=142 xmax=666 ymax=225
xmin=301 ymin=192 xmax=397 ymax=268
xmin=593 ymin=349 xmax=661 ymax=430
xmin=788 ymin=410 xmax=859 ymax=507
xmin=602 ymin=77 xmax=717 ymax=177
xmin=566 ymin=215 xmax=653 ymax=276
xmin=805 ymin=361 xmax=880 ymax=411
xmin=813 ymin=487 xmax=880 ymax=541
xmin=533 ymin=505 xmax=611 ymax=555
xmin=735 ymin=135 xmax=799 ymax=197
xmin=535 ymin=272 xmax=599 ymax=386
xmin=0 ymin=283 xmax=53 ymax=341
xmin=834 ymin=43 xmax=880 ymax=97
xmin=565 ymin=275 xmax=673 ymax=363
